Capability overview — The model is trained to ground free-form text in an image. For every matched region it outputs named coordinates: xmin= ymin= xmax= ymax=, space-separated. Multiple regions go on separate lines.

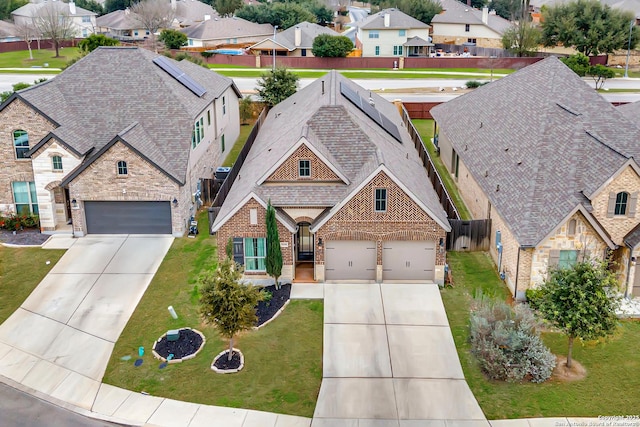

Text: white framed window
xmin=375 ymin=188 xmax=387 ymax=212
xmin=222 ymin=96 xmax=226 ymax=115
xmin=615 ymin=192 xmax=629 ymax=215
xmin=244 ymin=237 xmax=266 ymax=271
xmin=82 ymin=16 xmax=91 ymax=23
xmin=369 ymin=30 xmax=379 ymax=39
xmin=117 ymin=160 xmax=128 ymax=175
xmin=192 ymin=117 xmax=205 ymax=148
xmin=221 ymin=134 xmax=225 ymax=152
xmin=52 ymin=155 xmax=63 ymax=171
xmin=12 ymin=181 xmax=38 ymax=215
xmin=299 ymin=159 xmax=310 ymax=177
xmin=375 ymin=46 xmax=380 ymax=56
xmin=465 ymin=24 xmax=470 ymax=32
xmin=13 ymin=130 xmax=29 ymax=159
xmin=399 ymin=29 xmax=406 ymax=36
xmin=207 ymin=110 xmax=211 ymax=126
xmin=393 ymin=45 xmax=403 ymax=55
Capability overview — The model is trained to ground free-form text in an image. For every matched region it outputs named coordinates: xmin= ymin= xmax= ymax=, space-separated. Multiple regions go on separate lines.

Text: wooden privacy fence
xmin=400 ymin=105 xmax=460 ymax=220
xmin=446 ymin=219 xmax=492 ymax=251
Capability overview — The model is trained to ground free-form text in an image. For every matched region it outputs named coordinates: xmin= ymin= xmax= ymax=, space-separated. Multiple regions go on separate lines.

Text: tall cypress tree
xmin=265 ymin=200 xmax=283 ymax=289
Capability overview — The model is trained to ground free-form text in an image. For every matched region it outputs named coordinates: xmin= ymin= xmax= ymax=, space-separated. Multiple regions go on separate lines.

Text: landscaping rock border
xmin=211 ymin=348 xmax=245 ymax=374
xmin=253 ymin=299 xmax=290 ymax=330
xmin=151 ymin=327 xmax=206 ymax=364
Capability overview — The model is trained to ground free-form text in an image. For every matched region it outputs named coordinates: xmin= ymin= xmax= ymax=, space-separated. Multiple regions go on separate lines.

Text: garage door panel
xmin=383 ymin=241 xmax=435 ymax=281
xmin=325 ymin=241 xmax=376 ymax=280
xmin=85 ymin=201 xmax=171 ymax=234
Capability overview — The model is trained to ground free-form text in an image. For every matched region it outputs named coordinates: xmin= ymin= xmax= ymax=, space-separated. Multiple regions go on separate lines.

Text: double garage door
xmin=324 ymin=240 xmax=435 ymax=281
xmin=84 ymin=201 xmax=172 ymax=234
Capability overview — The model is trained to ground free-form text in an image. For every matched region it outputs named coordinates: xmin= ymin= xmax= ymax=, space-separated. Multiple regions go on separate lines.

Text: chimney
xmin=171 ymin=0 xmax=177 ymax=10
xmin=384 ymin=12 xmax=390 ymax=28
xmin=294 ymin=26 xmax=301 ymax=47
xmin=482 ymin=6 xmax=489 ymax=24
xmin=69 ymin=1 xmax=76 ymax=14
xmin=124 ymin=7 xmax=129 ymax=14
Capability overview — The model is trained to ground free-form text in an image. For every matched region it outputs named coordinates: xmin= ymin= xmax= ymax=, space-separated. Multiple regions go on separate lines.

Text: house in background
xmin=0 ymin=20 xmax=20 ymax=42
xmin=355 ymin=8 xmax=432 ymax=58
xmin=0 ymin=47 xmax=241 ymax=237
xmin=212 ymin=71 xmax=450 ymax=284
xmin=182 ymin=17 xmax=273 ymax=48
xmin=172 ymin=0 xmax=217 ymax=27
xmin=431 ymin=0 xmax=510 ymax=48
xmin=12 ymin=1 xmax=97 ymax=38
xmin=96 ymin=10 xmax=149 ymax=41
xmin=249 ymin=21 xmax=341 ymax=57
xmin=431 ymin=57 xmax=640 ymax=298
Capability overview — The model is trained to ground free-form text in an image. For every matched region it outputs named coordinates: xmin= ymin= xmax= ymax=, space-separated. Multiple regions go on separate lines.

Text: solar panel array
xmin=153 ymin=56 xmax=207 ymax=97
xmin=339 ymin=82 xmax=403 ymax=143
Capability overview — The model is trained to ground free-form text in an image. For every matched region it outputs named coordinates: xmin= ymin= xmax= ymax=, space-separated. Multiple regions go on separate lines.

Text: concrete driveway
xmin=313 ymin=283 xmax=487 ymax=426
xmin=0 ymin=235 xmax=173 ymax=410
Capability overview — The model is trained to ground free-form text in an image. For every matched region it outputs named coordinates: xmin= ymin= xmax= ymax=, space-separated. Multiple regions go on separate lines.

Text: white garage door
xmin=382 ymin=241 xmax=436 ymax=281
xmin=325 ymin=241 xmax=377 ymax=281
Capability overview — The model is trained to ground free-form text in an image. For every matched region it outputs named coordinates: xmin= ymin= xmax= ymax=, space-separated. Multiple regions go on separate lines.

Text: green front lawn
xmin=103 ymin=211 xmax=323 ymax=417
xmin=0 ymin=48 xmax=82 ymax=70
xmin=0 ymin=246 xmax=65 ymax=323
xmin=443 ymin=251 xmax=640 ymax=419
xmin=412 ymin=119 xmax=472 ymax=220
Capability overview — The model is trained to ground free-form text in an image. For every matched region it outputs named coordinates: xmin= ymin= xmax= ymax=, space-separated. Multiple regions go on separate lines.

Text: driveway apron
xmin=0 ymin=235 xmax=173 ymax=410
xmin=314 ymin=283 xmax=487 ymax=426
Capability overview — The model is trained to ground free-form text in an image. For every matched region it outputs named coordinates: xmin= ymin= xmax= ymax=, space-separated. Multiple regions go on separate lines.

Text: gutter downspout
xmin=513 ymin=246 xmax=521 ymax=300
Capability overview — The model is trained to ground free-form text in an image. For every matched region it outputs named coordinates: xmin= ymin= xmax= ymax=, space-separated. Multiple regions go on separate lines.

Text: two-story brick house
xmin=212 ymin=71 xmax=451 ymax=284
xmin=0 ymin=46 xmax=241 ymax=236
xmin=431 ymin=56 xmax=640 ymax=298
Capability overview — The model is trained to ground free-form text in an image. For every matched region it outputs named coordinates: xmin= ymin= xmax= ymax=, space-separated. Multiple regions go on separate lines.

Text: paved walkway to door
xmin=313 ymin=283 xmax=487 ymax=426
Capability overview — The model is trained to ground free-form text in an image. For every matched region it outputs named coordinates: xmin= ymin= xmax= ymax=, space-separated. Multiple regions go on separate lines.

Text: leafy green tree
xmin=397 ymin=0 xmax=442 ymax=25
xmin=589 ymin=64 xmax=615 ymax=90
xmin=502 ymin=21 xmax=541 ymax=57
xmin=104 ymin=0 xmax=134 ymax=13
xmin=236 ymin=2 xmax=315 ymax=29
xmin=256 ymin=67 xmax=298 ymax=106
xmin=213 ymin=0 xmax=243 ymax=17
xmin=561 ymin=52 xmax=590 ymax=76
xmin=159 ymin=29 xmax=187 ymax=49
xmin=199 ymin=258 xmax=263 ymax=361
xmin=75 ymin=0 xmax=104 ymax=15
xmin=312 ymin=34 xmax=353 ymax=57
xmin=491 ymin=0 xmax=522 ymax=20
xmin=528 ymin=260 xmax=620 ymax=368
xmin=0 ymin=0 xmax=28 ymax=20
xmin=542 ymin=0 xmax=638 ymax=56
xmin=239 ymin=96 xmax=253 ymax=125
xmin=78 ymin=34 xmax=119 ymax=53
xmin=265 ymin=200 xmax=283 ymax=289
xmin=308 ymin=3 xmax=333 ymax=25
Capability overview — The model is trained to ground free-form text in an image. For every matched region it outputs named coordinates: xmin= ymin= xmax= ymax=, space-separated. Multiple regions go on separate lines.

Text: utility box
xmin=167 ymin=329 xmax=180 ymax=342
xmin=215 ymin=167 xmax=231 ymax=181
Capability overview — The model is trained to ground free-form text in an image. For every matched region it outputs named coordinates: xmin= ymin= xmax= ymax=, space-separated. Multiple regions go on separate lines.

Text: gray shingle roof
xmin=0 ymin=20 xmax=18 ymax=38
xmin=431 ymin=0 xmax=510 ymax=35
xmin=430 ymin=56 xmax=640 ymax=247
xmin=359 ymin=8 xmax=430 ymax=30
xmin=174 ymin=0 xmax=217 ymax=26
xmin=212 ymin=71 xmax=449 ymax=231
xmin=182 ymin=16 xmax=272 ymax=40
xmin=272 ymin=21 xmax=339 ymax=50
xmin=13 ymin=46 xmax=236 ymax=185
xmin=95 ymin=10 xmax=141 ymax=30
xmin=12 ymin=1 xmax=96 ymax=17
xmin=403 ymin=36 xmax=433 ymax=46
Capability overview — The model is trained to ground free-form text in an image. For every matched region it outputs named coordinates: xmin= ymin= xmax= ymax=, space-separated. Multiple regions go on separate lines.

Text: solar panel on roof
xmin=339 ymin=82 xmax=402 ymax=143
xmin=153 ymin=56 xmax=207 ymax=97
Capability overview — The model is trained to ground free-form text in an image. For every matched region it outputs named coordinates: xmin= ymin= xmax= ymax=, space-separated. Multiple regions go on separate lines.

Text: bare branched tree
xmin=16 ymin=22 xmax=40 ymax=60
xmin=34 ymin=2 xmax=76 ymax=57
xmin=130 ymin=0 xmax=175 ymax=52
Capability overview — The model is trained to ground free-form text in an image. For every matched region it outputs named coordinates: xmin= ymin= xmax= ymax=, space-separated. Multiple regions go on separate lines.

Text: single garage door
xmin=325 ymin=241 xmax=376 ymax=281
xmin=84 ymin=201 xmax=171 ymax=234
xmin=382 ymin=241 xmax=436 ymax=281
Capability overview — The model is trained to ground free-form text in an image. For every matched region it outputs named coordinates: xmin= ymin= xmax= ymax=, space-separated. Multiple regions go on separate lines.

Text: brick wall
xmin=68 ymin=141 xmax=184 ymax=235
xmin=265 ymin=144 xmax=341 ymax=182
xmin=0 ymin=98 xmax=55 ymax=213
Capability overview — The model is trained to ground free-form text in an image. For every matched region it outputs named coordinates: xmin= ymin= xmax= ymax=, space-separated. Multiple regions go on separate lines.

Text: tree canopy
xmin=78 ymin=34 xmax=119 ymax=53
xmin=561 ymin=53 xmax=616 ymax=89
xmin=371 ymin=0 xmax=442 ymax=25
xmin=235 ymin=2 xmax=321 ymax=29
xmin=34 ymin=2 xmax=76 ymax=57
xmin=541 ymin=0 xmax=639 ymax=56
xmin=104 ymin=0 xmax=134 ymax=14
xmin=312 ymin=34 xmax=353 ymax=57
xmin=502 ymin=21 xmax=541 ymax=57
xmin=213 ymin=0 xmax=243 ymax=17
xmin=0 ymin=0 xmax=28 ymax=21
xmin=159 ymin=28 xmax=187 ymax=49
xmin=75 ymin=0 xmax=104 ymax=15
xmin=256 ymin=67 xmax=299 ymax=106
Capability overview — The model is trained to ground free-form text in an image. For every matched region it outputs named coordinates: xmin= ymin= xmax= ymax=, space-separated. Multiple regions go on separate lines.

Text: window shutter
xmin=548 ymin=250 xmax=560 ymax=267
xmin=607 ymin=192 xmax=616 ymax=217
xmin=628 ymin=192 xmax=638 ymax=217
xmin=233 ymin=237 xmax=244 ymax=265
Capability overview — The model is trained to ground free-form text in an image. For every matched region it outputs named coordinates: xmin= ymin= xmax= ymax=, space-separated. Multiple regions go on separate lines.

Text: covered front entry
xmin=297 ymin=223 xmax=314 ymax=261
xmin=382 ymin=241 xmax=436 ymax=281
xmin=325 ymin=241 xmax=376 ymax=281
xmin=84 ymin=201 xmax=171 ymax=234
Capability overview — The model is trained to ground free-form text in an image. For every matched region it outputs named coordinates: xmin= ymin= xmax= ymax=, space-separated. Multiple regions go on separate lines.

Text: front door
xmin=297 ymin=223 xmax=313 ymax=261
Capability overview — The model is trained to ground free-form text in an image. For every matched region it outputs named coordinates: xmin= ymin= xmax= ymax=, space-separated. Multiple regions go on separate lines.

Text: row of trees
xmin=235 ymin=1 xmax=332 ymax=30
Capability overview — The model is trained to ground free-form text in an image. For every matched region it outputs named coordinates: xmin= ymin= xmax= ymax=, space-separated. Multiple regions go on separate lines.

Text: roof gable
xmin=359 ymin=8 xmax=430 ymax=30
xmin=211 ymin=193 xmax=297 ymax=233
xmin=431 ymin=0 xmax=510 ymax=34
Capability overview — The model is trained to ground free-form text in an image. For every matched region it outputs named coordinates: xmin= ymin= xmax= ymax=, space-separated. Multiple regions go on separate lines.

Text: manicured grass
xmin=0 ymin=48 xmax=82 ymax=70
xmin=0 ymin=246 xmax=65 ymax=323
xmin=412 ymin=119 xmax=472 ymax=220
xmin=103 ymin=211 xmax=323 ymax=417
xmin=443 ymin=251 xmax=640 ymax=419
xmin=212 ymin=68 xmax=499 ymax=80
xmin=222 ymin=120 xmax=255 ymax=167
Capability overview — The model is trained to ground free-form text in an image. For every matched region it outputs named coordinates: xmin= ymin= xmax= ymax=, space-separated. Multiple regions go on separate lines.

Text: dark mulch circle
xmin=154 ymin=329 xmax=203 ymax=360
xmin=0 ymin=229 xmax=49 ymax=245
xmin=256 ymin=283 xmax=291 ymax=326
xmin=213 ymin=350 xmax=241 ymax=370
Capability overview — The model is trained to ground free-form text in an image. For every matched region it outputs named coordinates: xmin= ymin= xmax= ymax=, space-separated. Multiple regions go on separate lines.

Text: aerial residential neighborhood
xmin=1 ymin=0 xmax=640 ymax=425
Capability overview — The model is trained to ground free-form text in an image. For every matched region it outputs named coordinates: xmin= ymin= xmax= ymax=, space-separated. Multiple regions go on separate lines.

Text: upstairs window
xmin=299 ymin=159 xmax=311 ymax=177
xmin=222 ymin=96 xmax=226 ymax=115
xmin=192 ymin=117 xmax=205 ymax=148
xmin=207 ymin=110 xmax=211 ymax=126
xmin=375 ymin=188 xmax=387 ymax=212
xmin=52 ymin=155 xmax=63 ymax=171
xmin=399 ymin=29 xmax=406 ymax=36
xmin=369 ymin=30 xmax=379 ymax=39
xmin=615 ymin=191 xmax=629 ymax=215
xmin=465 ymin=24 xmax=470 ymax=32
xmin=13 ymin=130 xmax=29 ymax=159
xmin=82 ymin=16 xmax=91 ymax=23
xmin=117 ymin=160 xmax=128 ymax=175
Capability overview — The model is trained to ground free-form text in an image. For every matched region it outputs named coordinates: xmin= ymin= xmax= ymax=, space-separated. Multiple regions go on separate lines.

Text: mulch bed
xmin=213 ymin=350 xmax=241 ymax=370
xmin=256 ymin=283 xmax=291 ymax=327
xmin=0 ymin=228 xmax=49 ymax=246
xmin=154 ymin=329 xmax=204 ymax=360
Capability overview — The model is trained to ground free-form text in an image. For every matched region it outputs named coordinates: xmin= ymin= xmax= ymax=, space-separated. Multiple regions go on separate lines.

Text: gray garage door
xmin=84 ymin=201 xmax=171 ymax=234
xmin=325 ymin=241 xmax=377 ymax=281
xmin=382 ymin=241 xmax=436 ymax=281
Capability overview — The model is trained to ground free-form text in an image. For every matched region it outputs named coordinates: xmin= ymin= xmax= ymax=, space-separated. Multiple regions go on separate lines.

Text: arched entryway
xmin=295 ymin=222 xmax=315 ymax=282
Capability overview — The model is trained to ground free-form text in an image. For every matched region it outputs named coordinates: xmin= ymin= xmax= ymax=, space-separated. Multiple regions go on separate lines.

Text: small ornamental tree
xmin=256 ymin=67 xmax=298 ymax=107
xmin=561 ymin=53 xmax=590 ymax=77
xmin=239 ymin=96 xmax=253 ymax=125
xmin=265 ymin=200 xmax=283 ymax=289
xmin=159 ymin=29 xmax=187 ymax=50
xmin=78 ymin=34 xmax=120 ymax=54
xmin=199 ymin=258 xmax=263 ymax=361
xmin=312 ymin=34 xmax=353 ymax=58
xmin=529 ymin=260 xmax=620 ymax=368
xmin=589 ymin=64 xmax=615 ymax=90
